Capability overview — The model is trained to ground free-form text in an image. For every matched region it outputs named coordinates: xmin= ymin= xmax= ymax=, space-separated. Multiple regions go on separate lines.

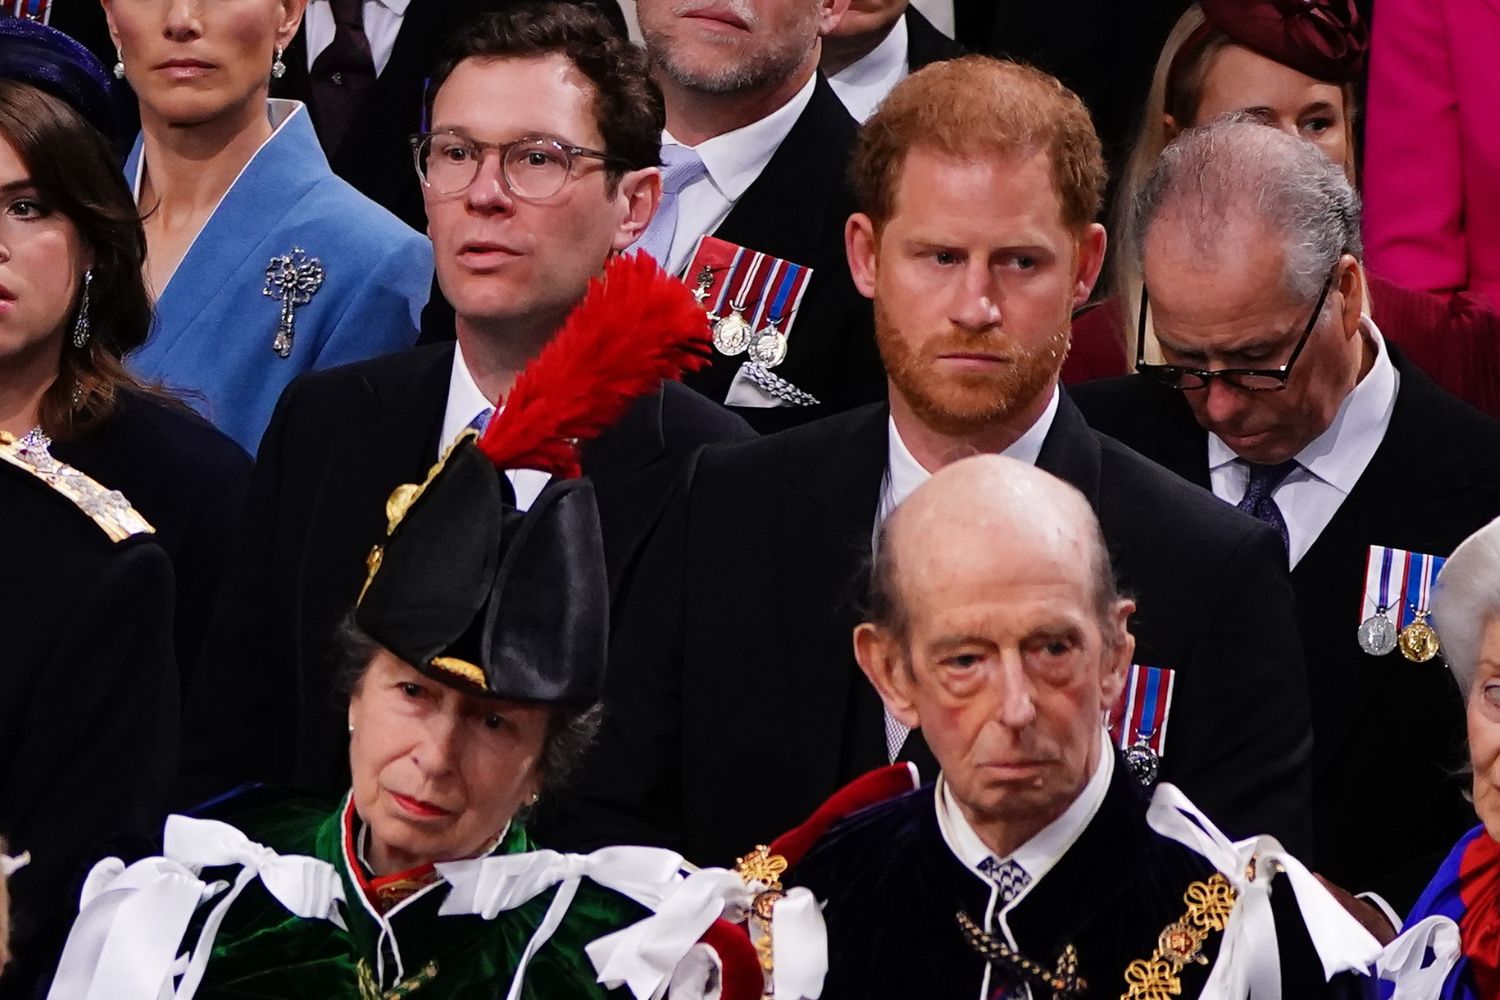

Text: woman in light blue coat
xmin=104 ymin=0 xmax=431 ymax=453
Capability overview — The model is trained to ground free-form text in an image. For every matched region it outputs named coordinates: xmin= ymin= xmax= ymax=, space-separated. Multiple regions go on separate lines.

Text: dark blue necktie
xmin=1237 ymin=459 xmax=1299 ymax=551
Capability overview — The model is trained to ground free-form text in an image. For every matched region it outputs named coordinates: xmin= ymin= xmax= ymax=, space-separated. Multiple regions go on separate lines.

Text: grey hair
xmin=1131 ymin=117 xmax=1363 ymax=305
xmin=1432 ymin=517 xmax=1500 ymax=695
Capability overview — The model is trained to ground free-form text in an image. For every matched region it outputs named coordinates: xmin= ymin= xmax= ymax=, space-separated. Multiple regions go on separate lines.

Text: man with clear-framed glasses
xmin=181 ymin=3 xmax=752 ymax=808
xmin=1074 ymin=119 xmax=1500 ymax=916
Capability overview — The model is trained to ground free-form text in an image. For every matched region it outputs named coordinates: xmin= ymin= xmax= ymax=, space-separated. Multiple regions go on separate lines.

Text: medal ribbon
xmin=762 ymin=262 xmax=805 ymax=330
xmin=749 ymin=258 xmax=784 ymax=331
xmin=1376 ymin=546 xmax=1395 ymax=615
xmin=1403 ymin=552 xmax=1429 ymax=628
xmin=1136 ymin=669 xmax=1163 ymax=743
xmin=710 ymin=247 xmax=747 ymax=318
xmin=728 ymin=251 xmax=766 ymax=314
xmin=15 ymin=0 xmax=49 ymax=21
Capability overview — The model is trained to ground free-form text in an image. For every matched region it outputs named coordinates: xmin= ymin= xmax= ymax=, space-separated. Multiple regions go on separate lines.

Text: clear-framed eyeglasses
xmin=409 ymin=131 xmax=630 ymax=200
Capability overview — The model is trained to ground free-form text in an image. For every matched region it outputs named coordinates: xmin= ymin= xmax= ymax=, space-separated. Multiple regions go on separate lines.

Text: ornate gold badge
xmin=1121 ymin=872 xmax=1237 ymax=1000
xmin=357 ymin=431 xmax=479 ymax=604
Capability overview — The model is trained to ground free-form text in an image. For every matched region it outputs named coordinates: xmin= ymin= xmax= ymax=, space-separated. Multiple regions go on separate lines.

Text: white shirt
xmin=656 ymin=72 xmax=818 ymax=276
xmin=304 ymin=0 xmax=409 ymax=76
xmin=936 ymin=730 xmax=1114 ymax=1000
xmin=1208 ymin=317 xmax=1399 ymax=569
xmin=440 ymin=346 xmax=551 ymax=512
xmin=876 ymin=386 xmax=1061 ymax=758
xmin=828 ymin=14 xmax=910 ymax=123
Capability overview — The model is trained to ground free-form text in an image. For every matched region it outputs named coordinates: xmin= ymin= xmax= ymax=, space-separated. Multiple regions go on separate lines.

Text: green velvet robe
xmin=192 ymin=792 xmax=643 ymax=999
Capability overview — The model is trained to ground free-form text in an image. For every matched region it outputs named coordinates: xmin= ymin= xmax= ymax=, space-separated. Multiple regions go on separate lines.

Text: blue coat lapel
xmin=126 ymin=101 xmax=328 ymax=357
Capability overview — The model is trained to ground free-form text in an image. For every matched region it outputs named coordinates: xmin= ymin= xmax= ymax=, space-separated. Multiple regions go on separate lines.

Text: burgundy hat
xmin=1195 ymin=0 xmax=1368 ymax=82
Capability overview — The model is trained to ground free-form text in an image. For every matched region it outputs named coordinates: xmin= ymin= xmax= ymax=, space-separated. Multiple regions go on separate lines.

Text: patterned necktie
xmin=977 ymin=857 xmax=1032 ymax=907
xmin=308 ymin=0 xmax=376 ymax=156
xmin=633 ymin=145 xmax=708 ymax=268
xmin=466 ymin=407 xmax=494 ymax=435
xmin=1236 ymin=459 xmax=1299 ymax=552
xmin=978 ymin=857 xmax=1033 ymax=1000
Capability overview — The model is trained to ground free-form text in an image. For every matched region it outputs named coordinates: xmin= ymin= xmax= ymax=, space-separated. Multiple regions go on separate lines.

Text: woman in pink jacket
xmin=1364 ymin=0 xmax=1500 ymax=307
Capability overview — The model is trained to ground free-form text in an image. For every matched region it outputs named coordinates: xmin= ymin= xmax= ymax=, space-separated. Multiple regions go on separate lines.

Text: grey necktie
xmin=633 ymin=145 xmax=708 ymax=267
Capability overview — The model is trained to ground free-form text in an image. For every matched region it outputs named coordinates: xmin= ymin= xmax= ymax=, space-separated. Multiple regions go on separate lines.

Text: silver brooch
xmin=263 ymin=248 xmax=326 ymax=358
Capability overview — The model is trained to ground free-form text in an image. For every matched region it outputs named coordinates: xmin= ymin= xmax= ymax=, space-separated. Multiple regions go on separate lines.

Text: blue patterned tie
xmin=1236 ymin=459 xmax=1299 ymax=552
xmin=633 ymin=145 xmax=708 ymax=266
xmin=466 ymin=407 xmax=493 ymax=435
xmin=977 ymin=857 xmax=1031 ymax=905
xmin=977 ymin=858 xmax=1033 ymax=1000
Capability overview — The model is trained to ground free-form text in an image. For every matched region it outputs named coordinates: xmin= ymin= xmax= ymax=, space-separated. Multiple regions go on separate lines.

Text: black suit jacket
xmin=547 ymin=395 xmax=1313 ymax=867
xmin=681 ymin=75 xmax=883 ymax=434
xmin=1071 ymin=347 xmax=1500 ymax=909
xmin=904 ymin=4 xmax=965 ymax=70
xmin=270 ymin=0 xmax=624 ymax=233
xmin=0 ymin=462 xmax=177 ymax=1000
xmin=179 ymin=342 xmax=752 ymax=806
xmin=52 ymin=390 xmax=251 ymax=697
xmin=791 ymin=762 xmax=1363 ymax=1000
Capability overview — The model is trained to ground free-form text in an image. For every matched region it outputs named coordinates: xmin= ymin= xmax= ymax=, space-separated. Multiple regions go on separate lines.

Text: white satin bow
xmin=585 ymin=865 xmax=827 ymax=1000
xmin=45 ymin=814 xmax=347 ymax=1000
xmin=437 ymin=844 xmax=688 ymax=1000
xmin=1377 ymin=915 xmax=1461 ymax=999
xmin=0 ymin=851 xmax=28 ymax=877
xmin=1146 ymin=784 xmax=1381 ymax=1000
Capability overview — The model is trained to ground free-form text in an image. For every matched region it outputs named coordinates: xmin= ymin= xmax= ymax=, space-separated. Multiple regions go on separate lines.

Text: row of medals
xmin=1357 ymin=606 xmax=1439 ymax=662
xmin=693 ymin=265 xmax=788 ymax=369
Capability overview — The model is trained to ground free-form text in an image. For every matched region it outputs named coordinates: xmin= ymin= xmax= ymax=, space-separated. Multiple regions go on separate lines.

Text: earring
xmin=271 ymin=46 xmax=286 ymax=79
xmin=113 ymin=52 xmax=125 ymax=79
xmin=71 ymin=270 xmax=92 ymax=349
xmin=347 ymin=723 xmax=355 ymax=735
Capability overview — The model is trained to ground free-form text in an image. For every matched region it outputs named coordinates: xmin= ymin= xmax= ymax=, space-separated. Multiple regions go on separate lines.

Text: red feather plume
xmin=476 ymin=252 xmax=713 ymax=477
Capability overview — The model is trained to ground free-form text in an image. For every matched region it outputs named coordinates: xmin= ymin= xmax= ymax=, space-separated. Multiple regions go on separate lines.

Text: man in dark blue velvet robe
xmin=785 ymin=454 xmax=1379 ymax=1000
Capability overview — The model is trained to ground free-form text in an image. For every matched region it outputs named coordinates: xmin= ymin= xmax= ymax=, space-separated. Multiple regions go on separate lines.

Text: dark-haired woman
xmin=1065 ymin=0 xmax=1500 ymax=419
xmin=104 ymin=0 xmax=431 ymax=454
xmin=0 ymin=20 xmax=249 ymax=694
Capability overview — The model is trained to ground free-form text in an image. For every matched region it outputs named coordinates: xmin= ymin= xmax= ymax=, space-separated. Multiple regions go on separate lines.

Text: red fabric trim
xmin=699 ymin=919 xmax=762 ymax=1000
xmin=1458 ymin=832 xmax=1500 ymax=997
xmin=340 ymin=797 xmax=436 ymax=904
xmin=769 ymin=764 xmax=919 ymax=869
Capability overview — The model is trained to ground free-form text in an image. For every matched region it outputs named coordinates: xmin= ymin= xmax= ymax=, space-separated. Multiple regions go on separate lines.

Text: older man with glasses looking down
xmin=1073 ymin=119 xmax=1500 ymax=918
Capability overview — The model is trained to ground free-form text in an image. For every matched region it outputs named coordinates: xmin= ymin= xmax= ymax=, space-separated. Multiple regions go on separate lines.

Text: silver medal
xmin=712 ymin=312 xmax=753 ymax=356
xmin=1124 ymin=741 xmax=1160 ymax=786
xmin=1357 ymin=611 xmax=1398 ymax=657
xmin=749 ymin=325 xmax=788 ymax=368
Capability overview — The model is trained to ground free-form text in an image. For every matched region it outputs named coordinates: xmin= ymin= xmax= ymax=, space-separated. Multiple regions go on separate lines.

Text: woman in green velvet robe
xmin=49 ymin=426 xmax=693 ymax=1000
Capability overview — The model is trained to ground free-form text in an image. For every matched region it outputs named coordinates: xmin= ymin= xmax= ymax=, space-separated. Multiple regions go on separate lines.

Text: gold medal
xmin=1398 ymin=612 xmax=1441 ymax=663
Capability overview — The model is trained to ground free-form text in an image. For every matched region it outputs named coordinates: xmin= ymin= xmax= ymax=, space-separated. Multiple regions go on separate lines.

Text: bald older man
xmin=787 ymin=455 xmax=1373 ymax=1000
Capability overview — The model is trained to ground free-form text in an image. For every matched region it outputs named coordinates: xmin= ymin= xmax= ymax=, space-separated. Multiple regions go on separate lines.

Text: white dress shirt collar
xmin=827 ymin=14 xmax=910 ymax=123
xmin=663 ymin=71 xmax=817 ymax=207
xmin=881 ymin=385 xmax=1060 ymax=522
xmin=935 ymin=729 xmax=1115 ymax=896
xmin=440 ymin=345 xmax=550 ymax=512
xmin=1207 ymin=315 xmax=1397 ymax=492
xmin=440 ymin=342 xmax=495 ymax=455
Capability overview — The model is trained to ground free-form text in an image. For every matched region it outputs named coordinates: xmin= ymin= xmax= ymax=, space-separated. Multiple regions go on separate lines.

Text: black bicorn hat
xmin=355 ymin=439 xmax=608 ymax=704
xmin=0 ymin=16 xmax=118 ymax=137
xmin=351 ymin=252 xmax=711 ymax=704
